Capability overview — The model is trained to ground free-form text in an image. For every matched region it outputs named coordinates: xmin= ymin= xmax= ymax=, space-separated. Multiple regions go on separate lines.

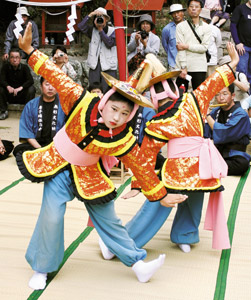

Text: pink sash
xmin=168 ymin=137 xmax=228 ymax=179
xmin=168 ymin=137 xmax=230 ymax=249
xmin=53 ymin=126 xmax=118 ymax=174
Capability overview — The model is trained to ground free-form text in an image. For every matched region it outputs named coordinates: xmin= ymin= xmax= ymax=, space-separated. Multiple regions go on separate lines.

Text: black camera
xmin=139 ymin=30 xmax=149 ymax=40
xmin=96 ymin=15 xmax=104 ymax=24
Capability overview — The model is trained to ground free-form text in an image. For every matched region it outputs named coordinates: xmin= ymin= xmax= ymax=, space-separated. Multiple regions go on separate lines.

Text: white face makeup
xmin=101 ymin=100 xmax=132 ymax=129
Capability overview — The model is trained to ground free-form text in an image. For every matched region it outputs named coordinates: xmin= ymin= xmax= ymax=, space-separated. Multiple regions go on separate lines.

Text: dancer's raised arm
xmin=19 ymin=22 xmax=83 ymax=115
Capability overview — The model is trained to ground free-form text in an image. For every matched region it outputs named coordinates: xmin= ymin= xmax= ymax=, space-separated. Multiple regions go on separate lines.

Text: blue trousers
xmin=237 ymin=45 xmax=251 ymax=94
xmin=89 ymin=60 xmax=117 ymax=93
xmin=125 ymin=192 xmax=204 ymax=248
xmin=25 ymin=170 xmax=146 ymax=273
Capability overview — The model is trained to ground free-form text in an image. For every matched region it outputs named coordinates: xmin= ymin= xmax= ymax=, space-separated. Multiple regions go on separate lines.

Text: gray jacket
xmin=87 ymin=26 xmax=117 ymax=71
xmin=127 ymin=31 xmax=160 ymax=62
xmin=4 ymin=20 xmax=39 ymax=55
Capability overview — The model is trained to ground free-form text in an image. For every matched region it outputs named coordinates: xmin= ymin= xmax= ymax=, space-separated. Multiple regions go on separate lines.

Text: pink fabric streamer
xmin=168 ymin=137 xmax=230 ymax=249
xmin=204 ymin=192 xmax=230 ymax=249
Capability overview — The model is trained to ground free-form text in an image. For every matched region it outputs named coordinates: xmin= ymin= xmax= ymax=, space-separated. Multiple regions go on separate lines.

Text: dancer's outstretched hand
xmin=18 ymin=22 xmax=34 ymax=55
xmin=121 ymin=190 xmax=140 ymax=199
xmin=227 ymin=42 xmax=239 ymax=71
xmin=160 ymin=193 xmax=188 ymax=208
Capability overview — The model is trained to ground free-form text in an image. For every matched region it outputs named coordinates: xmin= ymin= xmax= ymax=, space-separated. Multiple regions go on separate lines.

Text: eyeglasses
xmin=189 ymin=5 xmax=201 ymax=9
xmin=10 ymin=56 xmax=21 ymax=60
xmin=215 ymin=92 xmax=230 ymax=97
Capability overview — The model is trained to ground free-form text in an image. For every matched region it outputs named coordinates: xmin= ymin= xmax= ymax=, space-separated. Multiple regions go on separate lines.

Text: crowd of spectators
xmin=0 ymin=3 xmax=250 ymax=168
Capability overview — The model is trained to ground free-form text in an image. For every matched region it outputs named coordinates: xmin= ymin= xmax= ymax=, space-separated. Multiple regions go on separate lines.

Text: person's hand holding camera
xmin=94 ymin=17 xmax=105 ymax=31
xmin=63 ymin=53 xmax=69 ymax=64
xmin=134 ymin=31 xmax=141 ymax=46
xmin=135 ymin=30 xmax=149 ymax=48
xmin=89 ymin=9 xmax=106 ymax=31
xmin=53 ymin=51 xmax=66 ymax=63
xmin=88 ymin=10 xmax=100 ymax=18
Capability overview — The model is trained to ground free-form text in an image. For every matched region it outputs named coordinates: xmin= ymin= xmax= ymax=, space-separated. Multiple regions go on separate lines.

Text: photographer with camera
xmin=78 ymin=7 xmax=117 ymax=92
xmin=51 ymin=46 xmax=77 ymax=81
xmin=127 ymin=14 xmax=160 ymax=74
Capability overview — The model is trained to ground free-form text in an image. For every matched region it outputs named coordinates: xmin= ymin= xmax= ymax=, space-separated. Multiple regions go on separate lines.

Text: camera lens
xmin=96 ymin=16 xmax=104 ymax=24
xmin=59 ymin=53 xmax=64 ymax=57
xmin=140 ymin=30 xmax=148 ymax=40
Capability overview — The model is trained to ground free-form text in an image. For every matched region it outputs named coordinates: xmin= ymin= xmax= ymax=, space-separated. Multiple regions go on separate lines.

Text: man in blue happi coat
xmin=13 ymin=77 xmax=65 ymax=156
xmin=205 ymin=83 xmax=250 ymax=175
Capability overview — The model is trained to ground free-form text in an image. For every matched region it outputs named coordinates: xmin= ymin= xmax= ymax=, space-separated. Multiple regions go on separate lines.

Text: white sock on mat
xmin=99 ymin=237 xmax=115 ymax=260
xmin=28 ymin=271 xmax=47 ymax=290
xmin=177 ymin=244 xmax=191 ymax=253
xmin=132 ymin=254 xmax=166 ymax=283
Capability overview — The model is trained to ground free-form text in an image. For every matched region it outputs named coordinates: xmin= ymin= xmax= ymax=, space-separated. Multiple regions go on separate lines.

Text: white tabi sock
xmin=177 ymin=244 xmax=191 ymax=253
xmin=28 ymin=271 xmax=47 ymax=290
xmin=99 ymin=237 xmax=115 ymax=260
xmin=132 ymin=254 xmax=166 ymax=283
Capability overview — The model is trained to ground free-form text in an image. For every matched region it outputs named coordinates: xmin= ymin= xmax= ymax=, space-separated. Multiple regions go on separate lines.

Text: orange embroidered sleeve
xmin=122 ymin=139 xmax=167 ymax=201
xmin=28 ymin=50 xmax=83 ymax=115
xmin=193 ymin=64 xmax=235 ymax=120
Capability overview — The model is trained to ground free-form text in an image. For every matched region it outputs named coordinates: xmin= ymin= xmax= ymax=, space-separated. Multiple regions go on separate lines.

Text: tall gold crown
xmin=136 ymin=53 xmax=181 ymax=92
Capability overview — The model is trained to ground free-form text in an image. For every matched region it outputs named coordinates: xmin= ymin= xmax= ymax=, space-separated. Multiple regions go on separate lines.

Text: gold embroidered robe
xmin=132 ymin=64 xmax=235 ymax=192
xmin=16 ymin=50 xmax=167 ymax=204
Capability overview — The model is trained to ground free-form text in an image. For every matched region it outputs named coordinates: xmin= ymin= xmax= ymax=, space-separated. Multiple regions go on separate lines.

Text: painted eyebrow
xmin=111 ymin=104 xmax=130 ymax=112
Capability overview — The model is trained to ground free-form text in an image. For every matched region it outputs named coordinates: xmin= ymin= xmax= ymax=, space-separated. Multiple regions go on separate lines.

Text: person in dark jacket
xmin=2 ymin=6 xmax=39 ymax=60
xmin=0 ymin=48 xmax=36 ymax=120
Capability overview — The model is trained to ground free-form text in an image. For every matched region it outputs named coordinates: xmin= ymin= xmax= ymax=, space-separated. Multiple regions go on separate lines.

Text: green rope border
xmin=214 ymin=167 xmax=250 ymax=300
xmin=0 ymin=177 xmax=25 ymax=195
xmin=27 ymin=176 xmax=132 ymax=299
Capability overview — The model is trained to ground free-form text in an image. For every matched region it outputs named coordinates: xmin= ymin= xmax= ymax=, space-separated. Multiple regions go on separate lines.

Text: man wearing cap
xmin=78 ymin=7 xmax=117 ymax=93
xmin=2 ymin=6 xmax=39 ymax=60
xmin=127 ymin=14 xmax=160 ymax=74
xmin=176 ymin=0 xmax=211 ymax=91
xmin=162 ymin=4 xmax=186 ymax=70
